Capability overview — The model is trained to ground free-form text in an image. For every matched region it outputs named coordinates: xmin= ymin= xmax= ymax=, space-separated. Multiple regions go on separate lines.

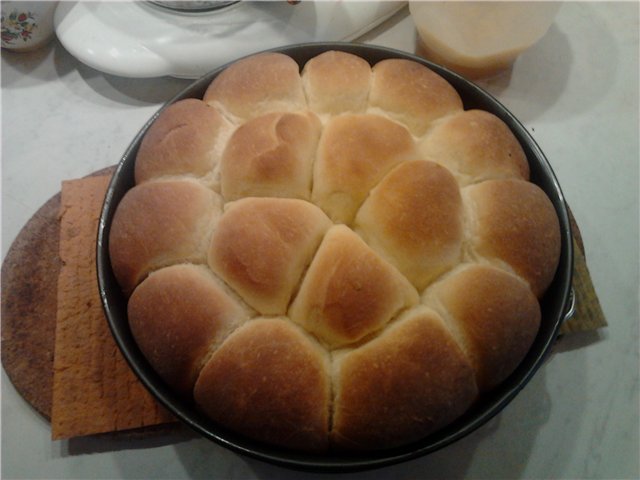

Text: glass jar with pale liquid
xmin=409 ymin=1 xmax=561 ymax=79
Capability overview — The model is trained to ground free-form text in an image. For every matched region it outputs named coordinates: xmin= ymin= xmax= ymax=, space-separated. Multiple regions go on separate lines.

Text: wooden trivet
xmin=1 ymin=167 xmax=179 ymax=439
xmin=2 ymin=168 xmax=115 ymax=421
xmin=1 ymin=183 xmax=62 ymax=419
xmin=51 ymin=175 xmax=175 ymax=439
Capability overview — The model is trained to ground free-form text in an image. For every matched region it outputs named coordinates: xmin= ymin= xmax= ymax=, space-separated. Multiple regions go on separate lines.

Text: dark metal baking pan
xmin=97 ymin=42 xmax=574 ymax=473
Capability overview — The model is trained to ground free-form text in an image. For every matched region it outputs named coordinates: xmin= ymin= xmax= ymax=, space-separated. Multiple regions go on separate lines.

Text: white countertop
xmin=2 ymin=2 xmax=638 ymax=479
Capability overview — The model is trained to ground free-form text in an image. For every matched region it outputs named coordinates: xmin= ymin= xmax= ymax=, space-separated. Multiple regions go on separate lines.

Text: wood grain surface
xmin=1 ymin=190 xmax=62 ymax=420
xmin=1 ymin=167 xmax=115 ymax=421
xmin=51 ymin=175 xmax=175 ymax=439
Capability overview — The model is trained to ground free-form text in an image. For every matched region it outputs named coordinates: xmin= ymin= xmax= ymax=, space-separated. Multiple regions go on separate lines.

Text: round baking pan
xmin=97 ymin=42 xmax=574 ymax=472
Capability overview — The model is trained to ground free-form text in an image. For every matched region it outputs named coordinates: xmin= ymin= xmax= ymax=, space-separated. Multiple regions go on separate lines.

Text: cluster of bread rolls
xmin=109 ymin=50 xmax=561 ymax=452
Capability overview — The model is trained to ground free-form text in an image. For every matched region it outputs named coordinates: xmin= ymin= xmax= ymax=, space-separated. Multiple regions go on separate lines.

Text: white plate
xmin=54 ymin=1 xmax=406 ymax=79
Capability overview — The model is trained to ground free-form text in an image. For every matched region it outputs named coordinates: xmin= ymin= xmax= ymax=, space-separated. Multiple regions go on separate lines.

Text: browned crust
xmin=135 ymin=99 xmax=230 ymax=184
xmin=203 ymin=52 xmax=306 ymax=122
xmin=369 ymin=58 xmax=463 ymax=136
xmin=312 ymin=113 xmax=419 ymax=224
xmin=128 ymin=264 xmax=248 ymax=395
xmin=220 ymin=111 xmax=321 ymax=201
xmin=355 ymin=160 xmax=464 ymax=290
xmin=428 ymin=264 xmax=541 ymax=391
xmin=332 ymin=306 xmax=478 ymax=450
xmin=463 ymin=179 xmax=561 ymax=297
xmin=301 ymin=50 xmax=372 ymax=115
xmin=108 ymin=179 xmax=220 ymax=295
xmin=193 ymin=318 xmax=331 ymax=452
xmin=419 ymin=109 xmax=530 ymax=185
xmin=208 ymin=197 xmax=332 ymax=315
xmin=289 ymin=225 xmax=419 ymax=348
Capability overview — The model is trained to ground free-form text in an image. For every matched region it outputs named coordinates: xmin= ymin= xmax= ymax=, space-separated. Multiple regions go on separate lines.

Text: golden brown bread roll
xmin=418 ymin=109 xmax=530 ymax=185
xmin=332 ymin=306 xmax=478 ymax=449
xmin=208 ymin=197 xmax=332 ymax=315
xmin=108 ymin=50 xmax=563 ymax=452
xmin=355 ymin=159 xmax=464 ymax=290
xmin=301 ymin=50 xmax=372 ymax=116
xmin=193 ymin=318 xmax=331 ymax=452
xmin=463 ymin=178 xmax=561 ymax=297
xmin=289 ymin=225 xmax=419 ymax=348
xmin=109 ymin=179 xmax=221 ymax=295
xmin=135 ymin=99 xmax=232 ymax=185
xmin=425 ymin=264 xmax=541 ymax=392
xmin=128 ymin=264 xmax=249 ymax=395
xmin=203 ymin=52 xmax=306 ymax=122
xmin=220 ymin=111 xmax=321 ymax=201
xmin=369 ymin=58 xmax=463 ymax=136
xmin=312 ymin=113 xmax=419 ymax=224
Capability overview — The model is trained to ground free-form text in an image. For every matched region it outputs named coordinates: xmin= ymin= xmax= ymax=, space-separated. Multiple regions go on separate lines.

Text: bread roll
xmin=425 ymin=264 xmax=541 ymax=391
xmin=312 ymin=113 xmax=419 ymax=224
xmin=208 ymin=197 xmax=332 ymax=315
xmin=355 ymin=160 xmax=463 ymax=290
xmin=109 ymin=179 xmax=221 ymax=294
xmin=194 ymin=318 xmax=331 ymax=452
xmin=418 ymin=109 xmax=529 ymax=185
xmin=135 ymin=99 xmax=232 ymax=184
xmin=128 ymin=264 xmax=249 ymax=395
xmin=463 ymin=179 xmax=561 ymax=297
xmin=109 ymin=50 xmax=563 ymax=453
xmin=220 ymin=111 xmax=321 ymax=201
xmin=332 ymin=306 xmax=478 ymax=450
xmin=289 ymin=225 xmax=419 ymax=348
xmin=301 ymin=50 xmax=372 ymax=116
xmin=369 ymin=58 xmax=463 ymax=136
xmin=203 ymin=52 xmax=306 ymax=122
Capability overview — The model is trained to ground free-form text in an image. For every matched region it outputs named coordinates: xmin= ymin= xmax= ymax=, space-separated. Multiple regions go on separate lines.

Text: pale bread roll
xmin=193 ymin=318 xmax=331 ymax=452
xmin=220 ymin=111 xmax=321 ymax=201
xmin=355 ymin=160 xmax=464 ymax=290
xmin=301 ymin=50 xmax=372 ymax=116
xmin=463 ymin=179 xmax=561 ymax=297
xmin=332 ymin=306 xmax=478 ymax=450
xmin=369 ymin=58 xmax=463 ymax=136
xmin=418 ymin=109 xmax=530 ymax=185
xmin=208 ymin=197 xmax=332 ymax=315
xmin=312 ymin=113 xmax=419 ymax=224
xmin=203 ymin=52 xmax=306 ymax=122
xmin=128 ymin=264 xmax=249 ymax=395
xmin=135 ymin=99 xmax=232 ymax=184
xmin=425 ymin=264 xmax=541 ymax=392
xmin=289 ymin=225 xmax=419 ymax=348
xmin=109 ymin=179 xmax=221 ymax=295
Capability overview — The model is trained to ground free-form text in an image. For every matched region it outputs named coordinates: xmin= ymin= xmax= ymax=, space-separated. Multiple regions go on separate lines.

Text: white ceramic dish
xmin=1 ymin=1 xmax=58 ymax=52
xmin=54 ymin=1 xmax=405 ymax=79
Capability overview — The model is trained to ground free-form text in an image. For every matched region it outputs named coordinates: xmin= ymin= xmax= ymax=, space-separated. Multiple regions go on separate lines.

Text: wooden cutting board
xmin=1 ymin=168 xmax=116 ymax=420
xmin=2 ymin=185 xmax=61 ymax=419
